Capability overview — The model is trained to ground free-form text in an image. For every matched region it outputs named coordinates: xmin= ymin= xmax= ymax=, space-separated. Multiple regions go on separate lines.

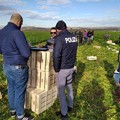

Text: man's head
xmin=50 ymin=27 xmax=57 ymax=38
xmin=10 ymin=13 xmax=23 ymax=29
xmin=55 ymin=20 xmax=67 ymax=35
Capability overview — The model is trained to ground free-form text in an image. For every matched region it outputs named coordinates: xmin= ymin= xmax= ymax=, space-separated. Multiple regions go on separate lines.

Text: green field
xmin=0 ymin=30 xmax=120 ymax=120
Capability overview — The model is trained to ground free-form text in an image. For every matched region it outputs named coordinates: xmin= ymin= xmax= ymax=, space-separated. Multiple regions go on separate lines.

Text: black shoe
xmin=68 ymin=107 xmax=73 ymax=112
xmin=61 ymin=114 xmax=68 ymax=120
xmin=10 ymin=111 xmax=16 ymax=118
xmin=56 ymin=111 xmax=61 ymax=116
xmin=56 ymin=111 xmax=68 ymax=120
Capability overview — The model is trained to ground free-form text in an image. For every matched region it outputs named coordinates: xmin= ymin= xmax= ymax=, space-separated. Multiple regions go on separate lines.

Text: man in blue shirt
xmin=53 ymin=20 xmax=78 ymax=120
xmin=0 ymin=13 xmax=32 ymax=120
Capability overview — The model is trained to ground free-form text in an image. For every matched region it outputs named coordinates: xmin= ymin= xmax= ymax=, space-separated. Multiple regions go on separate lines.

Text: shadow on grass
xmin=73 ymin=60 xmax=85 ymax=98
xmin=0 ymin=84 xmax=9 ymax=120
xmin=72 ymin=79 xmax=106 ymax=120
xmin=103 ymin=60 xmax=120 ymax=120
xmin=103 ymin=60 xmax=115 ymax=85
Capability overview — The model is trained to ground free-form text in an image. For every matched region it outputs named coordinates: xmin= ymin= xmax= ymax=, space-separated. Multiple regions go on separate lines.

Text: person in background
xmin=91 ymin=30 xmax=94 ymax=41
xmin=74 ymin=30 xmax=79 ymax=40
xmin=78 ymin=30 xmax=83 ymax=45
xmin=53 ymin=20 xmax=78 ymax=120
xmin=104 ymin=34 xmax=109 ymax=41
xmin=0 ymin=13 xmax=32 ymax=120
xmin=83 ymin=29 xmax=88 ymax=43
xmin=113 ymin=51 xmax=120 ymax=102
xmin=87 ymin=30 xmax=93 ymax=45
xmin=43 ymin=27 xmax=57 ymax=51
xmin=118 ymin=35 xmax=120 ymax=44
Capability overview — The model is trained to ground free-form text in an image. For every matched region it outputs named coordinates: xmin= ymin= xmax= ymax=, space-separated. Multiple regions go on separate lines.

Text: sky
xmin=0 ymin=0 xmax=120 ymax=28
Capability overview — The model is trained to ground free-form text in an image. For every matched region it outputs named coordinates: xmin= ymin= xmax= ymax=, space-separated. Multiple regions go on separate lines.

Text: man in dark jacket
xmin=53 ymin=20 xmax=78 ymax=120
xmin=0 ymin=13 xmax=32 ymax=120
xmin=43 ymin=27 xmax=57 ymax=51
xmin=87 ymin=30 xmax=92 ymax=45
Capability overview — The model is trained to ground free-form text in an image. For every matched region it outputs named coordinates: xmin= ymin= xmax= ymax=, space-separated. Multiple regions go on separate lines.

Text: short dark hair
xmin=51 ymin=27 xmax=56 ymax=30
xmin=55 ymin=20 xmax=67 ymax=30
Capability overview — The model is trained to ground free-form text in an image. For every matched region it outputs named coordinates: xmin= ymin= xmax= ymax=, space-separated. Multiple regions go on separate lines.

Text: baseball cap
xmin=55 ymin=20 xmax=67 ymax=30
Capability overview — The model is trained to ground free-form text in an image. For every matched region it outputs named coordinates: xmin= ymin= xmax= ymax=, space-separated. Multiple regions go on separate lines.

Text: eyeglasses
xmin=50 ymin=32 xmax=56 ymax=34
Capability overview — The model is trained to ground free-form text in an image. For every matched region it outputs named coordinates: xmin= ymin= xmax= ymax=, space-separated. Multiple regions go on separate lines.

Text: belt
xmin=11 ymin=65 xmax=28 ymax=69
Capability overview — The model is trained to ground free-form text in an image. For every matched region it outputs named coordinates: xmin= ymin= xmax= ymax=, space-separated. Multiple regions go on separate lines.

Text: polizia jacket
xmin=53 ymin=30 xmax=78 ymax=72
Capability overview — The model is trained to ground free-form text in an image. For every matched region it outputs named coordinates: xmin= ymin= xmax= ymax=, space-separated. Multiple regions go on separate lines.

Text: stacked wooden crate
xmin=0 ymin=92 xmax=2 ymax=100
xmin=25 ymin=50 xmax=57 ymax=114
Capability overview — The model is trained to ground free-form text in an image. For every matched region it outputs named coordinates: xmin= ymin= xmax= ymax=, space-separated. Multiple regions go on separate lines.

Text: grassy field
xmin=0 ymin=29 xmax=120 ymax=120
xmin=24 ymin=30 xmax=50 ymax=45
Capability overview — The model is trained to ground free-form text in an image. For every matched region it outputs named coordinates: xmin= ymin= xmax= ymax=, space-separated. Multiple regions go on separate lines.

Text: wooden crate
xmin=0 ymin=92 xmax=2 ymax=100
xmin=30 ymin=51 xmax=37 ymax=69
xmin=46 ymin=87 xmax=54 ymax=109
xmin=24 ymin=87 xmax=36 ymax=109
xmin=45 ymin=51 xmax=53 ymax=72
xmin=31 ymin=89 xmax=47 ymax=113
xmin=52 ymin=86 xmax=57 ymax=100
xmin=28 ymin=69 xmax=37 ymax=88
xmin=28 ymin=51 xmax=53 ymax=72
xmin=36 ymin=51 xmax=53 ymax=72
xmin=28 ymin=69 xmax=56 ymax=91
xmin=26 ymin=50 xmax=57 ymax=114
xmin=25 ymin=86 xmax=57 ymax=114
xmin=27 ymin=50 xmax=55 ymax=90
xmin=39 ymin=70 xmax=55 ymax=90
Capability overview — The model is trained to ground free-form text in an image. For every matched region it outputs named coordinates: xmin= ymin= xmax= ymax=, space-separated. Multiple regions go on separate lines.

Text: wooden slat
xmin=31 ymin=51 xmax=37 ymax=69
xmin=24 ymin=87 xmax=35 ymax=109
xmin=0 ymin=92 xmax=2 ymax=100
xmin=40 ymin=52 xmax=47 ymax=71
xmin=31 ymin=70 xmax=37 ymax=88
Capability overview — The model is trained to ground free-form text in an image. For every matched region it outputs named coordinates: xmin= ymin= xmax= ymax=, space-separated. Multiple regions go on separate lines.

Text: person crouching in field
xmin=53 ymin=20 xmax=78 ymax=120
xmin=43 ymin=27 xmax=57 ymax=51
xmin=0 ymin=13 xmax=33 ymax=120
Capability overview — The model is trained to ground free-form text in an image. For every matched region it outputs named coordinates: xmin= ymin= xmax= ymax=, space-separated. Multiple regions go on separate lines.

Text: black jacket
xmin=87 ymin=31 xmax=92 ymax=37
xmin=0 ymin=22 xmax=31 ymax=65
xmin=53 ymin=30 xmax=78 ymax=72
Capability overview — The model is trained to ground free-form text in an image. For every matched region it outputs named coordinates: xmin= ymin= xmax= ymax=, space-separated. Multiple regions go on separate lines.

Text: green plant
xmin=0 ymin=30 xmax=120 ymax=120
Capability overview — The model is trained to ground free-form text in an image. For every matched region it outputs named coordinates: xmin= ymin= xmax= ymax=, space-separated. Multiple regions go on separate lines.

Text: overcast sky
xmin=0 ymin=0 xmax=120 ymax=28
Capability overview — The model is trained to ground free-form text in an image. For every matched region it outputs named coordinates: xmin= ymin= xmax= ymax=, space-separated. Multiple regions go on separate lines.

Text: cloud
xmin=40 ymin=5 xmax=49 ymax=10
xmin=22 ymin=10 xmax=60 ymax=20
xmin=0 ymin=5 xmax=17 ymax=16
xmin=36 ymin=0 xmax=46 ymax=5
xmin=37 ymin=0 xmax=71 ymax=5
xmin=47 ymin=0 xmax=71 ymax=4
xmin=109 ymin=9 xmax=120 ymax=13
xmin=77 ymin=0 xmax=101 ymax=2
xmin=0 ymin=0 xmax=26 ymax=6
xmin=0 ymin=5 xmax=16 ymax=11
xmin=37 ymin=0 xmax=71 ymax=12
xmin=68 ymin=17 xmax=120 ymax=27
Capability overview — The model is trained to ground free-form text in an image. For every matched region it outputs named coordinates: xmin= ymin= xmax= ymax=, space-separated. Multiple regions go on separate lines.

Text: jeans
xmin=3 ymin=64 xmax=28 ymax=118
xmin=55 ymin=68 xmax=74 ymax=116
xmin=113 ymin=64 xmax=120 ymax=83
